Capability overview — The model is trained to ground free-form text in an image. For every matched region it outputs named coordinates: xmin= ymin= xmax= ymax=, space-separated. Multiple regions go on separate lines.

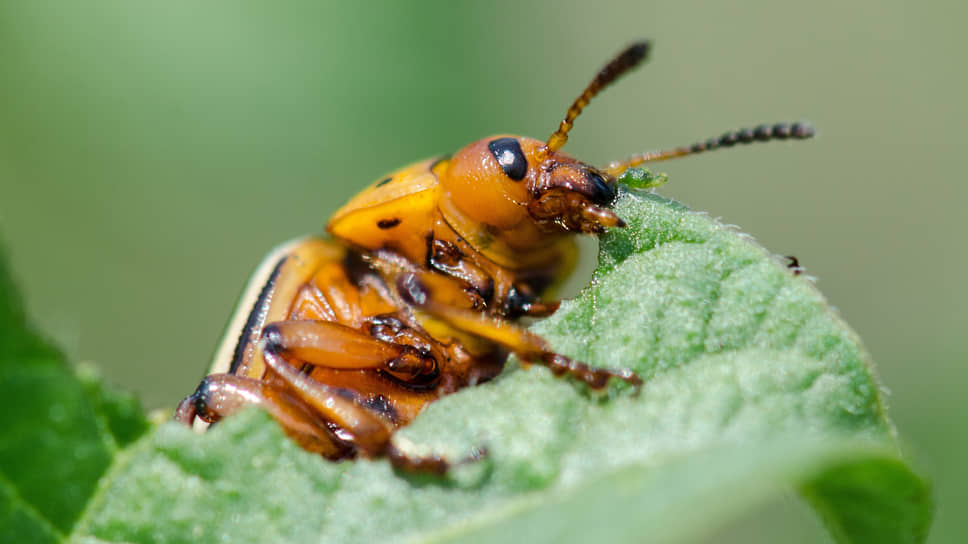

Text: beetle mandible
xmin=176 ymin=41 xmax=814 ymax=473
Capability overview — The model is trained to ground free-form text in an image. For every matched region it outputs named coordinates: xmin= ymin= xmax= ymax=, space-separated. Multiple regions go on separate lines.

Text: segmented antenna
xmin=606 ymin=122 xmax=815 ymax=177
xmin=541 ymin=41 xmax=651 ymax=158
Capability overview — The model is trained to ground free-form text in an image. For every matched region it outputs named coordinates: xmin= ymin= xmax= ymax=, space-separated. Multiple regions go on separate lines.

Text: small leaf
xmin=615 ymin=167 xmax=668 ymax=189
xmin=65 ymin=189 xmax=931 ymax=543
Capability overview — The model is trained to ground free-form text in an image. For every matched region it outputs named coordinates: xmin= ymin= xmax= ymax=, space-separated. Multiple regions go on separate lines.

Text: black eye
xmin=586 ymin=169 xmax=615 ymax=205
xmin=488 ymin=138 xmax=528 ymax=181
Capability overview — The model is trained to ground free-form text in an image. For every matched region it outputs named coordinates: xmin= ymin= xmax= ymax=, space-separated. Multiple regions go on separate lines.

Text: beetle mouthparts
xmin=583 ymin=204 xmax=625 ymax=232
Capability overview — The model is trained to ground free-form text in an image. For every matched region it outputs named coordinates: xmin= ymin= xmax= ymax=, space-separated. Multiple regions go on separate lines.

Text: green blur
xmin=0 ymin=2 xmax=962 ymax=542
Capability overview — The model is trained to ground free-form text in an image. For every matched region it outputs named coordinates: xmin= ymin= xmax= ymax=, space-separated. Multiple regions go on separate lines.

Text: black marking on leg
xmin=369 ymin=314 xmax=406 ymax=341
xmin=397 ymin=274 xmax=429 ymax=307
xmin=503 ymin=285 xmax=536 ymax=318
xmin=262 ymin=322 xmax=284 ymax=352
xmin=186 ymin=376 xmax=220 ymax=423
xmin=361 ymin=394 xmax=400 ymax=424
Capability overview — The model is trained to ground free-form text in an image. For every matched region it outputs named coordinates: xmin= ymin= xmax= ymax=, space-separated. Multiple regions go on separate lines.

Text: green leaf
xmin=615 ymin=166 xmax=669 ymax=189
xmin=0 ymin=246 xmax=148 ymax=543
xmin=75 ymin=364 xmax=151 ymax=450
xmin=3 ymin=188 xmax=933 ymax=543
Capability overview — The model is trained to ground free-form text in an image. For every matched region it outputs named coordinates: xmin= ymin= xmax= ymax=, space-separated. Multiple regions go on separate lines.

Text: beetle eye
xmin=487 ymin=137 xmax=528 ymax=181
xmin=586 ymin=169 xmax=615 ymax=205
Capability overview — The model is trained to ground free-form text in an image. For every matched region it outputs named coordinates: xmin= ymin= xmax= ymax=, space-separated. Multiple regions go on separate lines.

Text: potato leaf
xmin=0 ymin=186 xmax=932 ymax=543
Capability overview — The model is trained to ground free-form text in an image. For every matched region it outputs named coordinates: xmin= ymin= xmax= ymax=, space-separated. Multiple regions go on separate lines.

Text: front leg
xmin=396 ymin=272 xmax=642 ymax=390
xmin=427 ymin=237 xmax=560 ymax=319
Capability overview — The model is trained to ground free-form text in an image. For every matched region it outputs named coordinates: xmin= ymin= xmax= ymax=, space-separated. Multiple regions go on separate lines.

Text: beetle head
xmin=440 ymin=42 xmax=652 ymax=241
xmin=441 ymin=135 xmax=623 ymax=237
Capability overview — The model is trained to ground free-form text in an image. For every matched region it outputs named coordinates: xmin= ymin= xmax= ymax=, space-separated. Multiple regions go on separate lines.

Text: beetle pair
xmin=177 ymin=40 xmax=813 ymax=472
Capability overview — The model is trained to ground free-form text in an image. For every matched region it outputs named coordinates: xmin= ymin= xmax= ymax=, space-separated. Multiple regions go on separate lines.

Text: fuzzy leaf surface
xmin=1 ymin=189 xmax=931 ymax=543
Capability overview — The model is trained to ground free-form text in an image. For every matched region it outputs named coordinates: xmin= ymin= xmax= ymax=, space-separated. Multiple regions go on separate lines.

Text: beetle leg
xmin=175 ymin=374 xmax=353 ymax=458
xmin=509 ymin=297 xmax=561 ymax=318
xmin=262 ymin=319 xmax=437 ymax=381
xmin=261 ymin=346 xmax=459 ymax=474
xmin=397 ymin=273 xmax=642 ymax=389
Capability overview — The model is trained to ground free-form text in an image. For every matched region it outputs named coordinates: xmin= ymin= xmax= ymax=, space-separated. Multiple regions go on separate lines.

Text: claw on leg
xmin=175 ymin=374 xmax=353 ymax=457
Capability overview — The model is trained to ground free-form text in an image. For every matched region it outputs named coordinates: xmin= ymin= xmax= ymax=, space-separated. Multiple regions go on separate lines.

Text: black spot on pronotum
xmin=376 ymin=177 xmax=392 ymax=187
xmin=377 ymin=218 xmax=401 ymax=229
xmin=488 ymin=137 xmax=528 ymax=181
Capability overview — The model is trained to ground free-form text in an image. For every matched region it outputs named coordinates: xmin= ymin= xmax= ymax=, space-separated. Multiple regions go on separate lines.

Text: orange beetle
xmin=176 ymin=41 xmax=813 ymax=472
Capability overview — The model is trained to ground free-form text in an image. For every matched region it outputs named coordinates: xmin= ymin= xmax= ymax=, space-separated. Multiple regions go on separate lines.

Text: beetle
xmin=176 ymin=40 xmax=814 ymax=472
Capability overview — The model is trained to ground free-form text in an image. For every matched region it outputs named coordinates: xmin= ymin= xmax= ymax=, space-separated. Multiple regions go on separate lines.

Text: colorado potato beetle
xmin=176 ymin=41 xmax=814 ymax=472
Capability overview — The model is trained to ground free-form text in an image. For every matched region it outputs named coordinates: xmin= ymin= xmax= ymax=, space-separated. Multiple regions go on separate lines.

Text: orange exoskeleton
xmin=176 ymin=40 xmax=814 ymax=472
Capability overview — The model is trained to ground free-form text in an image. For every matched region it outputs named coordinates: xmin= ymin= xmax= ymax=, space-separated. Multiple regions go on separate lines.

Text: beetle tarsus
xmin=386 ymin=444 xmax=450 ymax=475
xmin=541 ymin=353 xmax=643 ymax=390
xmin=386 ymin=442 xmax=489 ymax=476
xmin=174 ymin=393 xmax=199 ymax=426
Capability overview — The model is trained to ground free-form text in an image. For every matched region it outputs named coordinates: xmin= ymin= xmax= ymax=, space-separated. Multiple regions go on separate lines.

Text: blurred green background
xmin=0 ymin=1 xmax=962 ymax=542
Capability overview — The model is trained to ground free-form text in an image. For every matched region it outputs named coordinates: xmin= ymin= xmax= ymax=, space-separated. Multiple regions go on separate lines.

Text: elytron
xmin=177 ymin=40 xmax=813 ymax=472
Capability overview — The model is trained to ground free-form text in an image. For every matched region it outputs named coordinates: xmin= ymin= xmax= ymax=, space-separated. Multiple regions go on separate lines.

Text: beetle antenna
xmin=540 ymin=41 xmax=651 ymax=158
xmin=605 ymin=121 xmax=815 ymax=177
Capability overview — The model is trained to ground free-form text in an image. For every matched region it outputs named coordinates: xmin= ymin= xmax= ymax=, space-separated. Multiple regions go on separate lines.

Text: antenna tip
xmin=624 ymin=40 xmax=651 ymax=63
xmin=791 ymin=121 xmax=815 ymax=139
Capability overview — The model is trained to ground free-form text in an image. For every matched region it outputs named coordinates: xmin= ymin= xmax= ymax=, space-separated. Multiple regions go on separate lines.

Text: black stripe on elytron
xmin=228 ymin=255 xmax=287 ymax=375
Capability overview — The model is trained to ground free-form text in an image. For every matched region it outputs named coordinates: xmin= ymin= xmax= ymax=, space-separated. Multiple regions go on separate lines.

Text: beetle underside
xmin=177 ymin=232 xmax=639 ymax=473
